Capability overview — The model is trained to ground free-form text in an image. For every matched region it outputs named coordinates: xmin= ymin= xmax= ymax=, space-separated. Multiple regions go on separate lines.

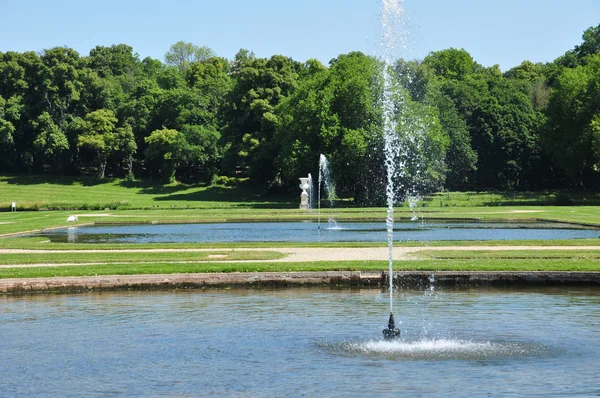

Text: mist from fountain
xmin=381 ymin=0 xmax=405 ymax=319
xmin=307 ymin=173 xmax=314 ymax=210
xmin=380 ymin=0 xmax=432 ymax=339
xmin=317 ymin=154 xmax=337 ymax=230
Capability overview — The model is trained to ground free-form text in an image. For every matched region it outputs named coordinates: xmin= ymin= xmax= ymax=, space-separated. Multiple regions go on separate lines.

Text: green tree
xmin=543 ymin=53 xmax=600 ymax=186
xmin=144 ymin=127 xmax=189 ymax=183
xmin=87 ymin=44 xmax=141 ymax=78
xmin=222 ymin=54 xmax=301 ymax=185
xmin=423 ymin=48 xmax=478 ymax=80
xmin=32 ymin=112 xmax=69 ymax=171
xmin=113 ymin=123 xmax=137 ymax=178
xmin=164 ymin=41 xmax=215 ymax=72
xmin=276 ymin=52 xmax=448 ymax=204
xmin=77 ymin=109 xmax=118 ymax=178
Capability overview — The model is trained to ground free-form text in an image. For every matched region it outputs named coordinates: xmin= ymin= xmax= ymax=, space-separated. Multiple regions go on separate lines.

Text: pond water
xmin=1 ymin=287 xmax=598 ymax=396
xmin=37 ymin=221 xmax=600 ymax=243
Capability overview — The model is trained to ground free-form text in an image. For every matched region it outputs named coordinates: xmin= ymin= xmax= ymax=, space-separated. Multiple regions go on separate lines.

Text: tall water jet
xmin=380 ymin=0 xmax=406 ymax=339
xmin=307 ymin=173 xmax=314 ymax=210
xmin=317 ymin=154 xmax=336 ymax=230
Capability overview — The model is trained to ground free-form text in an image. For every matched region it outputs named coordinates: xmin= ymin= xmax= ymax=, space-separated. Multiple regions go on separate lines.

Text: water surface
xmin=1 ymin=287 xmax=599 ymax=396
xmin=37 ymin=220 xmax=600 ymax=243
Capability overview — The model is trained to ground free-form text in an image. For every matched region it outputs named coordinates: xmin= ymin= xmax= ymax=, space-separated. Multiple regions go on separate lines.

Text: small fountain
xmin=307 ymin=173 xmax=314 ymax=210
xmin=317 ymin=154 xmax=337 ymax=230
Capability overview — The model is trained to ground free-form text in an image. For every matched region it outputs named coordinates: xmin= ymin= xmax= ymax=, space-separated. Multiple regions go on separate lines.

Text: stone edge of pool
xmin=1 ymin=271 xmax=600 ymax=294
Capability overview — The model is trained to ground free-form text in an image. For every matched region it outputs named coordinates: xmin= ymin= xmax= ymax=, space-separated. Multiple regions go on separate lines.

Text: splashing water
xmin=318 ymin=154 xmax=336 ymax=230
xmin=321 ymin=338 xmax=551 ymax=361
xmin=380 ymin=0 xmax=406 ymax=315
xmin=307 ymin=173 xmax=314 ymax=210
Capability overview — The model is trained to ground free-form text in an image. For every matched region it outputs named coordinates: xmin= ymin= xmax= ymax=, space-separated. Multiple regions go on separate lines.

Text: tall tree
xmin=164 ymin=41 xmax=215 ymax=72
xmin=543 ymin=53 xmax=600 ymax=186
xmin=222 ymin=54 xmax=301 ymax=185
xmin=77 ymin=109 xmax=118 ymax=178
xmin=32 ymin=112 xmax=69 ymax=172
xmin=144 ymin=127 xmax=189 ymax=183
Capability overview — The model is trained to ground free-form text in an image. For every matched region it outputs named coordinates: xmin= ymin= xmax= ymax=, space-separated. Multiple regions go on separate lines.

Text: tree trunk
xmin=127 ymin=156 xmax=134 ymax=179
xmin=98 ymin=155 xmax=107 ymax=179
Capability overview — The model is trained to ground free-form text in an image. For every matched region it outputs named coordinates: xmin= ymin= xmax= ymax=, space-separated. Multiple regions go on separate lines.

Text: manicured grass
xmin=414 ymin=250 xmax=600 ymax=260
xmin=2 ymin=236 xmax=600 ymax=251
xmin=0 ymin=174 xmax=295 ymax=211
xmin=0 ymin=258 xmax=598 ymax=279
xmin=0 ymin=250 xmax=284 ymax=265
xmin=426 ymin=191 xmax=600 ymax=207
xmin=1 ymin=174 xmax=600 ymax=281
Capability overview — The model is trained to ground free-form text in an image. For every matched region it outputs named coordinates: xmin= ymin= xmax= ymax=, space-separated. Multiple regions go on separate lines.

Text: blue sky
xmin=1 ymin=0 xmax=598 ymax=71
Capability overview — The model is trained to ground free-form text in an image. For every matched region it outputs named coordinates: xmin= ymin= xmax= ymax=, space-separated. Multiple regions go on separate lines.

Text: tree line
xmin=1 ymin=25 xmax=599 ymax=204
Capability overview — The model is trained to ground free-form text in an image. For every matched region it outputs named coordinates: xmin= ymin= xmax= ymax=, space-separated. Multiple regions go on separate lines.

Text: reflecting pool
xmin=36 ymin=221 xmax=600 ymax=243
xmin=1 ymin=287 xmax=599 ymax=396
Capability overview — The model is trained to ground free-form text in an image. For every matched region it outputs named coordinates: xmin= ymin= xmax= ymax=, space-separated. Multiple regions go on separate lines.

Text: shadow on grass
xmin=152 ymin=186 xmax=296 ymax=207
xmin=3 ymin=174 xmax=108 ymax=187
xmin=489 ymin=191 xmax=600 ymax=206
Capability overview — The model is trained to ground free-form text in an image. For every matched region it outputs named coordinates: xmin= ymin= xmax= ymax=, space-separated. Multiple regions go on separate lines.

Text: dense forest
xmin=1 ymin=25 xmax=599 ymax=204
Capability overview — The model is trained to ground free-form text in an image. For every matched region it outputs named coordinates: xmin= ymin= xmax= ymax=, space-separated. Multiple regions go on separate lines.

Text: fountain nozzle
xmin=382 ymin=312 xmax=401 ymax=340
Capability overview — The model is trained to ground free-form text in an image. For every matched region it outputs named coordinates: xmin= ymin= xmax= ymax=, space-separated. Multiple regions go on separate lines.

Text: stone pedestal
xmin=299 ymin=177 xmax=309 ymax=210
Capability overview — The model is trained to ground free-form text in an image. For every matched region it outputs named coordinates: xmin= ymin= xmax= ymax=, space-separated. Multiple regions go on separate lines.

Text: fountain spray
xmin=381 ymin=0 xmax=406 ymax=340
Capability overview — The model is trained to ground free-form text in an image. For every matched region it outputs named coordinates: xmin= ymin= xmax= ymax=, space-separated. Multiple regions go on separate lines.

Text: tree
xmin=164 ymin=41 xmax=215 ymax=72
xmin=423 ymin=48 xmax=478 ymax=80
xmin=276 ymin=52 xmax=448 ymax=204
xmin=32 ymin=112 xmax=69 ymax=172
xmin=180 ymin=124 xmax=221 ymax=182
xmin=543 ymin=53 xmax=600 ymax=186
xmin=77 ymin=109 xmax=118 ymax=178
xmin=87 ymin=44 xmax=140 ymax=78
xmin=144 ymin=128 xmax=189 ymax=183
xmin=113 ymin=123 xmax=137 ymax=178
xmin=221 ymin=54 xmax=301 ymax=185
xmin=0 ymin=96 xmax=17 ymax=146
xmin=557 ymin=24 xmax=600 ymax=68
xmin=38 ymin=47 xmax=84 ymax=128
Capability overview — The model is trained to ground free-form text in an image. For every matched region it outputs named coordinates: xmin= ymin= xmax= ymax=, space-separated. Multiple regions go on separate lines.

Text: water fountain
xmin=380 ymin=0 xmax=405 ymax=339
xmin=317 ymin=154 xmax=337 ymax=230
xmin=307 ymin=173 xmax=314 ymax=210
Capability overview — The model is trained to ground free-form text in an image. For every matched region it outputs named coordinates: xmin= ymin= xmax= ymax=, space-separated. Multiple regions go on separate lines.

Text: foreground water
xmin=1 ymin=287 xmax=599 ymax=396
xmin=38 ymin=221 xmax=600 ymax=243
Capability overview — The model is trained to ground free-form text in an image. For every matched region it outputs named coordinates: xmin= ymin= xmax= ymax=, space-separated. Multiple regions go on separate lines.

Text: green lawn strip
xmin=1 ymin=236 xmax=600 ymax=250
xmin=0 ymin=237 xmax=390 ymax=249
xmin=0 ymin=258 xmax=599 ymax=279
xmin=413 ymin=250 xmax=600 ymax=260
xmin=0 ymin=250 xmax=284 ymax=265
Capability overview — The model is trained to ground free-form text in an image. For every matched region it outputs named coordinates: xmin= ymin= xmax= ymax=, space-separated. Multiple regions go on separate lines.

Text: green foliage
xmin=423 ymin=48 xmax=478 ymax=80
xmin=144 ymin=127 xmax=189 ymax=182
xmin=77 ymin=109 xmax=118 ymax=178
xmin=221 ymin=54 xmax=301 ymax=185
xmin=32 ymin=112 xmax=69 ymax=161
xmin=0 ymin=25 xmax=599 ymax=196
xmin=164 ymin=41 xmax=216 ymax=72
xmin=543 ymin=53 xmax=600 ymax=185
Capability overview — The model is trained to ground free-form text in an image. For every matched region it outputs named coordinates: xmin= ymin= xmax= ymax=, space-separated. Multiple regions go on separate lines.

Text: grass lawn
xmin=0 ymin=258 xmax=598 ymax=280
xmin=1 ymin=173 xmax=600 ymax=279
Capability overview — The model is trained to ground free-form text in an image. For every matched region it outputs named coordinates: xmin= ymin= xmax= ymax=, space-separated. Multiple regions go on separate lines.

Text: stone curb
xmin=1 ymin=271 xmax=600 ymax=294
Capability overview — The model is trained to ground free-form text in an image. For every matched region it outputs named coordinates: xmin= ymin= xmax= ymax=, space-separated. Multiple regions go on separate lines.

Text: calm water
xmin=1 ymin=287 xmax=599 ymax=396
xmin=38 ymin=221 xmax=600 ymax=243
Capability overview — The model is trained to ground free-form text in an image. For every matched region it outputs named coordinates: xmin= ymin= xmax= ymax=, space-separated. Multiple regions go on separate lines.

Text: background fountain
xmin=317 ymin=154 xmax=337 ymax=229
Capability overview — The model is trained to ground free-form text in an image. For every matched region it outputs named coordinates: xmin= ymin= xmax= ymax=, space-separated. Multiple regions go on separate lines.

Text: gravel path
xmin=1 ymin=246 xmax=600 ymax=267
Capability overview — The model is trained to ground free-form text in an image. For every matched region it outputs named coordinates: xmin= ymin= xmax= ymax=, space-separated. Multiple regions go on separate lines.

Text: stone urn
xmin=299 ymin=177 xmax=310 ymax=210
